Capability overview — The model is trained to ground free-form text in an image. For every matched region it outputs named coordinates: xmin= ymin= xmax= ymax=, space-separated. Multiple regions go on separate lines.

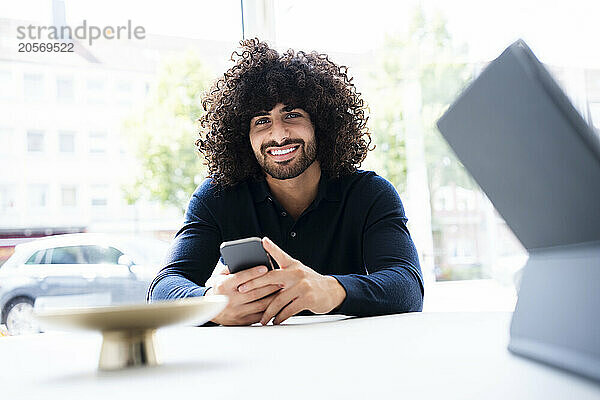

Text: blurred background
xmin=1 ymin=0 xmax=599 ymax=334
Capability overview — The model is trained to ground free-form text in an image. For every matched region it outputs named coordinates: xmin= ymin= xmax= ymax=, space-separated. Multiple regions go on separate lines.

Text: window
xmin=28 ymin=184 xmax=48 ymax=208
xmin=434 ymin=187 xmax=454 ymax=212
xmin=89 ymin=131 xmax=107 ymax=153
xmin=0 ymin=127 xmax=13 ymax=155
xmin=56 ymin=77 xmax=75 ymax=103
xmin=0 ymin=71 xmax=13 ymax=100
xmin=59 ymin=131 xmax=76 ymax=153
xmin=25 ymin=246 xmax=126 ymax=265
xmin=456 ymin=188 xmax=476 ymax=212
xmin=0 ymin=185 xmax=17 ymax=212
xmin=61 ymin=185 xmax=77 ymax=207
xmin=27 ymin=130 xmax=44 ymax=152
xmin=24 ymin=73 xmax=44 ymax=102
xmin=90 ymin=184 xmax=109 ymax=206
xmin=86 ymin=79 xmax=105 ymax=104
xmin=81 ymin=246 xmax=123 ymax=264
xmin=115 ymin=81 xmax=132 ymax=98
xmin=115 ymin=81 xmax=133 ymax=105
xmin=50 ymin=246 xmax=85 ymax=264
xmin=25 ymin=249 xmax=50 ymax=265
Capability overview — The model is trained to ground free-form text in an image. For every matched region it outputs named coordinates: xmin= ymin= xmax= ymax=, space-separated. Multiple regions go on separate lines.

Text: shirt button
xmin=290 ymin=231 xmax=296 ymax=238
xmin=281 ymin=211 xmax=287 ymax=217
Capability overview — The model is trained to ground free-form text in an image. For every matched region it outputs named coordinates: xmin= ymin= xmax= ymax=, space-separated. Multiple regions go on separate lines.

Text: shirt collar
xmin=249 ymin=173 xmax=342 ymax=204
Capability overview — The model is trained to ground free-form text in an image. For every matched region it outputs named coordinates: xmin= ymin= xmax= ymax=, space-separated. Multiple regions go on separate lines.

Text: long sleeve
xmin=147 ymin=181 xmax=222 ymax=302
xmin=150 ymin=274 xmax=208 ymax=300
xmin=330 ymin=177 xmax=424 ymax=316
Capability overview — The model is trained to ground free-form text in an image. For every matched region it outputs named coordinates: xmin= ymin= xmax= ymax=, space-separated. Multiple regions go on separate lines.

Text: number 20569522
xmin=18 ymin=42 xmax=74 ymax=52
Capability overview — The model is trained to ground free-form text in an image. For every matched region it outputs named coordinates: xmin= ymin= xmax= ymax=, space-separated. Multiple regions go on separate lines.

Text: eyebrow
xmin=252 ymin=111 xmax=270 ymax=118
xmin=251 ymin=105 xmax=299 ymax=119
xmin=281 ymin=104 xmax=298 ymax=113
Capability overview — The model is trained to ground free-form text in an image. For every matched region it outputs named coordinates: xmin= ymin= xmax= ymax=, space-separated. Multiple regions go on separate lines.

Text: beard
xmin=255 ymin=138 xmax=317 ymax=180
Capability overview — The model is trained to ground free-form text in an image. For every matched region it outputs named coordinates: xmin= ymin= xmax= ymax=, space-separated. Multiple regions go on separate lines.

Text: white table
xmin=1 ymin=312 xmax=598 ymax=399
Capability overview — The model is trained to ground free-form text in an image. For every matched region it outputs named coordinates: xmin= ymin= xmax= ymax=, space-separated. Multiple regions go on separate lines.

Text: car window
xmin=25 ymin=249 xmax=50 ymax=264
xmin=81 ymin=246 xmax=124 ymax=264
xmin=50 ymin=246 xmax=85 ymax=264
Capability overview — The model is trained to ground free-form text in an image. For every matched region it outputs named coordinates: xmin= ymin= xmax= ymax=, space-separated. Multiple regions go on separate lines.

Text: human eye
xmin=255 ymin=117 xmax=270 ymax=125
xmin=285 ymin=112 xmax=301 ymax=119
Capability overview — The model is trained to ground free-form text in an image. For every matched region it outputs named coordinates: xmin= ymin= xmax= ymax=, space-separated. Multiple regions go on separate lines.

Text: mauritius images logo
xmin=16 ymin=20 xmax=146 ymax=46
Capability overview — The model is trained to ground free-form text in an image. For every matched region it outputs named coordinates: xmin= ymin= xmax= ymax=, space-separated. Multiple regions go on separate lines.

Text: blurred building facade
xmin=0 ymin=16 xmax=234 ymax=262
xmin=430 ymin=185 xmax=525 ymax=281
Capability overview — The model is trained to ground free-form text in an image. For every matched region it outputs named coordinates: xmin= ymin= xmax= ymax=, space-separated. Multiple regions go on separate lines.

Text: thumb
xmin=262 ymin=237 xmax=293 ymax=268
xmin=215 ymin=259 xmax=230 ymax=275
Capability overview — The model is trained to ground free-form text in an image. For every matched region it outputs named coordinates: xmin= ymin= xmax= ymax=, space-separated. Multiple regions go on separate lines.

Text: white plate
xmin=34 ymin=296 xmax=228 ymax=332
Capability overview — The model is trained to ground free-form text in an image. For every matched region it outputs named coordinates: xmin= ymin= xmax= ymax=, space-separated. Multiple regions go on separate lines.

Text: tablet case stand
xmin=437 ymin=40 xmax=600 ymax=382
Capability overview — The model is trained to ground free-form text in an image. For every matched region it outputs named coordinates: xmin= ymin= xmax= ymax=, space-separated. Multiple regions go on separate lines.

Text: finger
xmin=260 ymin=287 xmax=300 ymax=325
xmin=225 ymin=265 xmax=268 ymax=290
xmin=238 ymin=269 xmax=288 ymax=293
xmin=262 ymin=237 xmax=294 ymax=269
xmin=241 ymin=284 xmax=281 ymax=304
xmin=273 ymin=298 xmax=306 ymax=325
xmin=239 ymin=293 xmax=277 ymax=315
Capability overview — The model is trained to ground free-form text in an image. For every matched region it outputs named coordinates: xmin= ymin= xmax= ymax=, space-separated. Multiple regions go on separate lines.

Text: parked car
xmin=0 ymin=233 xmax=170 ymax=335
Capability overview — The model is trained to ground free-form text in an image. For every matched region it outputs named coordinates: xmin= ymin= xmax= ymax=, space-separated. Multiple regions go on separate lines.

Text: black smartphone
xmin=219 ymin=237 xmax=277 ymax=274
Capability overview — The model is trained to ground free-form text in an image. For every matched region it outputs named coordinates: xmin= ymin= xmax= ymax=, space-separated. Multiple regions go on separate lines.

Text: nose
xmin=270 ymin=118 xmax=289 ymax=144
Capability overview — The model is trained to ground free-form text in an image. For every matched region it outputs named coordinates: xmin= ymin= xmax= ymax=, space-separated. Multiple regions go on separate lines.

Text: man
xmin=148 ymin=39 xmax=424 ymax=325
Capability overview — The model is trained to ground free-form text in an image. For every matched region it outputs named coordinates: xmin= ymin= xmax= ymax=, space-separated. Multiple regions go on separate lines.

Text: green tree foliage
xmin=366 ymin=7 xmax=476 ymax=195
xmin=122 ymin=51 xmax=214 ymax=213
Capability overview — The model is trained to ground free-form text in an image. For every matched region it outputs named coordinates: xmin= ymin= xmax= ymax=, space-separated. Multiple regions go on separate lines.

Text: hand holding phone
xmin=204 ymin=237 xmax=280 ymax=325
xmin=219 ymin=237 xmax=277 ymax=274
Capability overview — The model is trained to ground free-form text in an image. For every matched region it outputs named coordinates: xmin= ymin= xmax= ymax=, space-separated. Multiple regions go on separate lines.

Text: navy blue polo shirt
xmin=148 ymin=170 xmax=424 ymax=316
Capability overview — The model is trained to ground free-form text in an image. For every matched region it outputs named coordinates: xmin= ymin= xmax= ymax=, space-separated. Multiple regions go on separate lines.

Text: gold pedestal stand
xmin=99 ymin=329 xmax=159 ymax=370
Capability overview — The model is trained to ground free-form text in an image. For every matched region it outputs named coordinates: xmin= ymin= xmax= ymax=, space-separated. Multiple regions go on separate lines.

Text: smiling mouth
xmin=268 ymin=146 xmax=298 ymax=156
xmin=266 ymin=145 xmax=300 ymax=161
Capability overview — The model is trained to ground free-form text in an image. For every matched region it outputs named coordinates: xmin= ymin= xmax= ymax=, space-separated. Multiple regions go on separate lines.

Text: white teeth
xmin=270 ymin=146 xmax=297 ymax=156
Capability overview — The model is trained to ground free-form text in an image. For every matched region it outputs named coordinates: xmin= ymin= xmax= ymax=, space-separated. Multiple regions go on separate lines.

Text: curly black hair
xmin=196 ymin=38 xmax=372 ymax=187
